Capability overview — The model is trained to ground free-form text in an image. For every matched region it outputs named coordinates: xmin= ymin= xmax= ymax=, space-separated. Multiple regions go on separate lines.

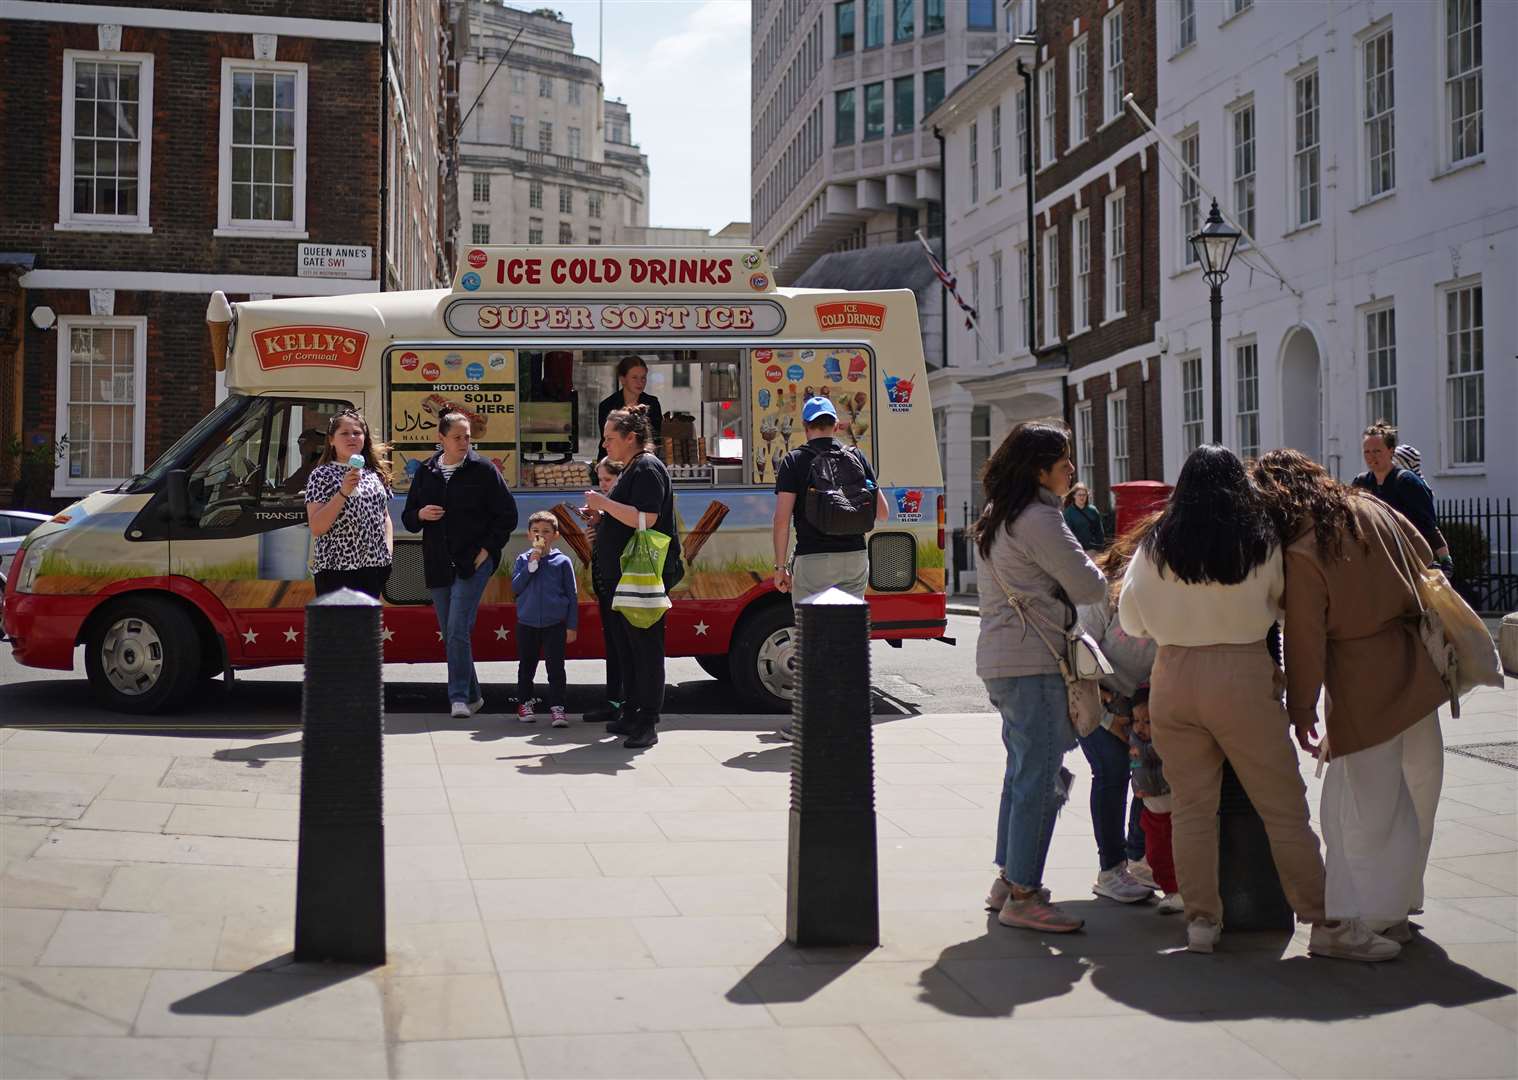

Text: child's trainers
xmin=517 ymin=701 xmax=536 ymax=723
xmin=549 ymin=706 xmax=569 ymax=728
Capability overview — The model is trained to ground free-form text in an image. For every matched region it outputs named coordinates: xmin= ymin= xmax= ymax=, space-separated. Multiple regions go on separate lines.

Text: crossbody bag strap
xmin=982 ymin=553 xmax=1071 ymax=670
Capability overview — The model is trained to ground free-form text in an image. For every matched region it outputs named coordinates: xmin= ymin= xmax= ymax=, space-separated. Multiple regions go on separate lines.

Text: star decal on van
xmin=693 ymin=620 xmax=710 ymax=637
xmin=381 ymin=626 xmax=395 ymax=642
xmin=242 ymin=628 xmax=258 ymax=644
xmin=494 ymin=626 xmax=511 ymax=640
xmin=283 ymin=628 xmax=299 ymax=643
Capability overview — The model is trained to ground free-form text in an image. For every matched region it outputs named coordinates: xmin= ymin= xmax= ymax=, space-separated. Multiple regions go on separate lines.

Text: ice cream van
xmin=3 ymin=247 xmax=949 ymax=714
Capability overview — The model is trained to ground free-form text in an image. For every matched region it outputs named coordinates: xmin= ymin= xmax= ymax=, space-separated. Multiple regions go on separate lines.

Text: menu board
xmin=748 ymin=346 xmax=873 ymax=484
xmin=388 ymin=348 xmax=518 ymax=491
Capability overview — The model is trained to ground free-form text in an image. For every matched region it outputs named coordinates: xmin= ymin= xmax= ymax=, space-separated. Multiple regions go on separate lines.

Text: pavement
xmin=1 ymin=676 xmax=1516 ymax=1079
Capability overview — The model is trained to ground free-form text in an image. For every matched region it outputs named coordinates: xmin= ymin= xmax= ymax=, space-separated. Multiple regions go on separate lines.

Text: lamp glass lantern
xmin=1190 ymin=199 xmax=1241 ymax=285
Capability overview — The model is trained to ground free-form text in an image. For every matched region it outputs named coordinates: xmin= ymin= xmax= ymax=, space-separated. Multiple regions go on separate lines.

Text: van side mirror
xmin=167 ymin=469 xmax=190 ymax=524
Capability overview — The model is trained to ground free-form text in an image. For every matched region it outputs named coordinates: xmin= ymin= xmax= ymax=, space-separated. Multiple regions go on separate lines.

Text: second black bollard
xmin=786 ymin=587 xmax=878 ymax=948
xmin=294 ymin=587 xmax=386 ymax=964
xmin=1217 ymin=761 xmax=1294 ymax=931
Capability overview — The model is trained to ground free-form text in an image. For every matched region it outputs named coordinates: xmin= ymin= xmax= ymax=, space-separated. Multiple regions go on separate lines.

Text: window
xmin=1177 ymin=0 xmax=1197 ymax=50
xmin=894 ymin=0 xmax=913 ymax=41
xmin=1075 ymin=402 xmax=1095 ymax=492
xmin=968 ymin=121 xmax=979 ymax=202
xmin=588 ymin=192 xmax=603 ymax=218
xmin=181 ymin=397 xmax=352 ymax=521
xmin=588 ymin=225 xmax=602 ymax=245
xmin=1039 ymin=64 xmax=1057 ymax=168
xmin=539 ymin=121 xmax=554 ymax=153
xmin=1445 ymin=282 xmax=1484 ymax=465
xmin=528 ymin=218 xmax=543 ymax=245
xmin=56 ymin=317 xmax=145 ymax=493
xmin=1235 ymin=341 xmax=1259 ymax=459
xmin=893 ymin=76 xmax=914 ymax=133
xmin=923 ymin=69 xmax=945 ymax=115
xmin=1230 ymin=101 xmax=1255 ymax=238
xmin=864 ymin=0 xmax=884 ymax=47
xmin=1228 ymin=0 xmax=1253 ymax=15
xmin=968 ymin=0 xmax=995 ymax=30
xmin=1069 ymin=37 xmax=1089 ymax=146
xmin=1293 ymin=68 xmax=1320 ymax=227
xmin=472 ymin=223 xmax=490 ymax=244
xmin=864 ymin=82 xmax=885 ymax=140
xmin=61 ymin=51 xmax=154 ymax=228
xmin=510 ymin=115 xmax=524 ymax=148
xmin=991 ymin=251 xmax=1005 ymax=353
xmin=1073 ymin=211 xmax=1091 ymax=333
xmin=510 ymin=71 xmax=525 ymax=94
xmin=557 ymin=187 xmax=572 ymax=214
xmin=567 ymin=80 xmax=582 ymax=105
xmin=538 ymin=74 xmax=552 ymax=98
xmin=925 ymin=0 xmax=944 ymax=35
xmin=568 ymin=127 xmax=582 ymax=158
xmin=835 ymin=88 xmax=856 ymax=144
xmin=1016 ymin=243 xmax=1029 ymax=351
xmin=673 ymin=363 xmax=691 ymax=388
xmin=1007 ymin=0 xmax=1029 ymax=37
xmin=835 ymin=1 xmax=855 ymax=53
xmin=559 ymin=221 xmax=573 ymax=244
xmin=1104 ymin=7 xmax=1125 ymax=124
xmin=1043 ymin=227 xmax=1060 ymax=345
xmin=990 ymin=104 xmax=1002 ymax=188
xmin=219 ymin=61 xmax=306 ymax=232
xmin=971 ymin=406 xmax=991 ymax=511
xmin=1181 ymin=355 xmax=1204 ymax=455
xmin=1445 ymin=0 xmax=1482 ymax=165
xmin=1106 ymin=190 xmax=1126 ymax=317
xmin=969 ymin=262 xmax=981 ymax=362
xmin=1366 ymin=305 xmax=1397 ymax=425
xmin=1015 ymin=87 xmax=1028 ymax=178
xmin=529 ymin=181 xmax=543 ymax=209
xmin=1363 ymin=27 xmax=1395 ymax=198
xmin=1180 ymin=129 xmax=1201 ymax=265
xmin=472 ymin=173 xmax=490 ymax=204
xmin=1108 ymin=391 xmax=1130 ymax=486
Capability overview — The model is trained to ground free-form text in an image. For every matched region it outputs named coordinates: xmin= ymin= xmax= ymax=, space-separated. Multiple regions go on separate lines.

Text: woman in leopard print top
xmin=303 ymin=409 xmax=394 ymax=598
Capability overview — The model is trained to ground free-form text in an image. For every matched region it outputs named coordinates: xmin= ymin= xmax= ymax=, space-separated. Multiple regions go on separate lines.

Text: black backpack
xmin=801 ymin=442 xmax=876 ymax=536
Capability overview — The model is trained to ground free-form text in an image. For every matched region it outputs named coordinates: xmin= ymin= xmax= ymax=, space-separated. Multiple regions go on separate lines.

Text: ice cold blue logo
xmin=466 ymin=362 xmax=485 ymax=380
xmin=786 ymin=364 xmax=805 ymax=382
xmin=461 ymin=272 xmax=481 ymax=291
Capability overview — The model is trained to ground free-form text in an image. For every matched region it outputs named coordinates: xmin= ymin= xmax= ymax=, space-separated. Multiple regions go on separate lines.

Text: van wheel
xmin=730 ymin=602 xmax=797 ymax=714
xmin=695 ymin=655 xmax=732 ymax=682
xmin=84 ymin=597 xmax=201 ymax=714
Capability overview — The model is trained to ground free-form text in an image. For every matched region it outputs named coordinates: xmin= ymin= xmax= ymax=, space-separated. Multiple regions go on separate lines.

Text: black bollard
xmin=294 ymin=587 xmax=386 ymax=964
xmin=786 ymin=587 xmax=878 ymax=948
xmin=1217 ymin=761 xmax=1294 ymax=931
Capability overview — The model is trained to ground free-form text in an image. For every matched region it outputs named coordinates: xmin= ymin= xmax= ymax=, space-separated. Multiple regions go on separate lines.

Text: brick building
xmin=0 ymin=1 xmax=457 ymax=510
xmin=1033 ymin=0 xmax=1163 ymax=510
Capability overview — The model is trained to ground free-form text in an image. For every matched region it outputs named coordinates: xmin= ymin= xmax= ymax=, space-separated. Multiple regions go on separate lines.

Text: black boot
xmin=622 ymin=713 xmax=658 ymax=749
xmin=606 ymin=707 xmax=636 ymax=737
xmin=584 ymin=700 xmax=622 ymax=725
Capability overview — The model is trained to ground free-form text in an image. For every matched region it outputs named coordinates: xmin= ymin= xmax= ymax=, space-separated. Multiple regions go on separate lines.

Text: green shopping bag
xmin=613 ymin=513 xmax=673 ymax=629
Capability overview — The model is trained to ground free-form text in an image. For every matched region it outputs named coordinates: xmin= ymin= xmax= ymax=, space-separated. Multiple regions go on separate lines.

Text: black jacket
xmin=1351 ymin=467 xmax=1445 ymax=553
xmin=401 ymin=450 xmax=519 ymax=589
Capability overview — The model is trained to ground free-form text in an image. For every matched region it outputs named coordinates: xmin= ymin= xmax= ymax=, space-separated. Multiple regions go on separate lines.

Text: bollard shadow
xmin=727 ymin=941 xmax=870 ymax=1006
xmin=721 ymin=741 xmax=793 ymax=773
xmin=169 ymin=953 xmax=375 ymax=1017
xmin=213 ymin=739 xmax=304 ymax=768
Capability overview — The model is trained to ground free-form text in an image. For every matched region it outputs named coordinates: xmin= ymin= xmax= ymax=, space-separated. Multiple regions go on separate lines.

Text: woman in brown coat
xmin=1253 ymin=449 xmax=1447 ymax=951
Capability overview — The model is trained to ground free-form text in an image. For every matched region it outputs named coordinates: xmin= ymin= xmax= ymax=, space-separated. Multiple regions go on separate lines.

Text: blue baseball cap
xmin=802 ymin=396 xmax=837 ymax=423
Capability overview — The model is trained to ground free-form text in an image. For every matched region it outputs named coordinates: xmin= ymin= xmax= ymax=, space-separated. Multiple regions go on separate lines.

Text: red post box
xmin=1111 ymin=480 xmax=1173 ymax=537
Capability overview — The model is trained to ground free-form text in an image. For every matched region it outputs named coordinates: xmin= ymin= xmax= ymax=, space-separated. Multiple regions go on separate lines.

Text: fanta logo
xmin=399 ymin=351 xmax=419 ymax=372
xmin=896 ymin=489 xmax=924 ymax=520
xmin=883 ymin=373 xmax=915 ymax=412
xmin=816 ymin=301 xmax=886 ymax=333
xmin=765 ymin=364 xmax=784 ymax=383
xmin=252 ymin=325 xmax=368 ymax=371
xmin=467 ymin=249 xmax=488 ymax=269
xmin=421 ymin=361 xmax=441 ymax=382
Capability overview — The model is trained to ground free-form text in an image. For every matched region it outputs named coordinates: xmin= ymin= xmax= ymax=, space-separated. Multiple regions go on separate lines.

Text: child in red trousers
xmin=1129 ymin=687 xmax=1181 ymax=914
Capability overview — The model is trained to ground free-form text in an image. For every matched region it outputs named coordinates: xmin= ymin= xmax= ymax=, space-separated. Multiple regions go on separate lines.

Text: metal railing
xmin=950 ymin=528 xmax=977 ymax=596
xmin=1437 ymin=496 xmax=1516 ymax=615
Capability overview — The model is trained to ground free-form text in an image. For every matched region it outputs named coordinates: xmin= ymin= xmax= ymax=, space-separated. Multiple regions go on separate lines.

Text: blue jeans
xmin=1078 ymin=726 xmax=1146 ymax=872
xmin=986 ymin=673 xmax=1077 ymax=889
xmin=430 ymin=558 xmax=494 ymax=705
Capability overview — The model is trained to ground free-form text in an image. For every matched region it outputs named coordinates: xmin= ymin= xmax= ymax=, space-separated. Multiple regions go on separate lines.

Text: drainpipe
xmin=933 ymin=125 xmax=949 ymax=370
xmin=378 ymin=3 xmax=390 ymax=292
xmin=1017 ymin=57 xmax=1036 ymax=353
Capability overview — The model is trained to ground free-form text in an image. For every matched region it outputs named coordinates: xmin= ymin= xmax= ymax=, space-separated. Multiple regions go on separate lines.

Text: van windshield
xmin=122 ymin=394 xmax=255 ymax=493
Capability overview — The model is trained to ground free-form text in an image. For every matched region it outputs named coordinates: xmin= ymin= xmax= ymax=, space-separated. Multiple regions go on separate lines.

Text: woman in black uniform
xmin=596 ymin=355 xmax=662 ymax=458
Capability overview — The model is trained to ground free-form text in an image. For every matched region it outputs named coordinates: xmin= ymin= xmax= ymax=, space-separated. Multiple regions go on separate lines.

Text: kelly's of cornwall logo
xmin=895 ymin=489 xmax=924 ymax=522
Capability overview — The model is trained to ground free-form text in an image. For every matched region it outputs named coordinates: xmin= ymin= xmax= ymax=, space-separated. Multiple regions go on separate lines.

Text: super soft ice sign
xmin=444 ymin=300 xmax=786 ymax=337
xmin=455 ymin=246 xmax=774 ymax=295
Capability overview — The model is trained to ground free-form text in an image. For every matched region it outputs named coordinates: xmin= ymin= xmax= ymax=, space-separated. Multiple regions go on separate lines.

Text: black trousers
xmin=604 ymin=609 xmax=666 ymax=722
xmin=517 ymin=622 xmax=568 ymax=707
xmin=595 ymin=589 xmax=624 ymax=706
xmin=314 ymin=565 xmax=391 ymax=600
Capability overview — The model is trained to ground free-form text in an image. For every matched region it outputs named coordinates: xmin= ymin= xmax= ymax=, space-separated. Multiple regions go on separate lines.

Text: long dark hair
xmin=974 ymin=422 xmax=1070 ymax=560
xmin=1143 ymin=445 xmax=1274 ymax=584
xmin=1252 ymin=448 xmax=1366 ymax=559
xmin=317 ymin=409 xmax=392 ymax=491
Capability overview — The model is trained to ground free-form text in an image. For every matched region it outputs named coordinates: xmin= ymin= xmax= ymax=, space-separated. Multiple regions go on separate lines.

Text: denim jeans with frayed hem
xmin=985 ymin=673 xmax=1077 ymax=889
xmin=1079 ymin=726 xmax=1146 ymax=872
xmin=430 ymin=557 xmax=495 ymax=705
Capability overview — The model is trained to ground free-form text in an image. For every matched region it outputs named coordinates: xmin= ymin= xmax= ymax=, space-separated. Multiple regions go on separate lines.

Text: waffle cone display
xmin=550 ymin=503 xmax=593 ymax=565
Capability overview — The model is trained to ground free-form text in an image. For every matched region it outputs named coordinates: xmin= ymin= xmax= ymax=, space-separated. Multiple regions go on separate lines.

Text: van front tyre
xmin=84 ymin=597 xmax=202 ymax=714
xmin=729 ymin=603 xmax=798 ymax=714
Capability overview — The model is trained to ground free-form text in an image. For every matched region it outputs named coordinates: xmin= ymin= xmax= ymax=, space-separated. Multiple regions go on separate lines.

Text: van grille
xmin=384 ymin=540 xmax=432 ymax=605
xmin=868 ymin=532 xmax=916 ymax=592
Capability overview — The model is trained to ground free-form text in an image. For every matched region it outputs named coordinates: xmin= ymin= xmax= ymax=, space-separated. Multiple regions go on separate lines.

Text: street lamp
xmin=1189 ymin=199 xmax=1241 ymax=444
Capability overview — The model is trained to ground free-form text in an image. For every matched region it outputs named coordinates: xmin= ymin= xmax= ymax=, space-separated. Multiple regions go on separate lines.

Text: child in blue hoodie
xmin=512 ymin=510 xmax=579 ymax=726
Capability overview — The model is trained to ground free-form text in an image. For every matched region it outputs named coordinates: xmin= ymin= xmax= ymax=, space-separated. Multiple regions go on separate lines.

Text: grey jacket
xmin=976 ymin=489 xmax=1108 ymax=680
xmin=1078 ymin=598 xmax=1157 ymax=698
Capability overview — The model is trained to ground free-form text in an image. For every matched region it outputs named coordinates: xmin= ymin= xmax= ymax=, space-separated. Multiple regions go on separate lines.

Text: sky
xmin=521 ymin=0 xmax=753 ymax=233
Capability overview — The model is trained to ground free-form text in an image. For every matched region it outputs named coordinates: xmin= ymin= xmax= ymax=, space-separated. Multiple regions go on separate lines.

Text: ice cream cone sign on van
xmin=3 ymin=248 xmax=949 ymax=714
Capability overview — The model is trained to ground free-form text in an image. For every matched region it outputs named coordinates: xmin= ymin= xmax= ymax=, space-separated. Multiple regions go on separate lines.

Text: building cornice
xmin=0 ymin=1 xmax=381 ymax=42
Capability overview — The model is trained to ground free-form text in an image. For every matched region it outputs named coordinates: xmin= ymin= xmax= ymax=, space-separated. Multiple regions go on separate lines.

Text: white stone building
xmin=1155 ymin=0 xmax=1515 ymax=503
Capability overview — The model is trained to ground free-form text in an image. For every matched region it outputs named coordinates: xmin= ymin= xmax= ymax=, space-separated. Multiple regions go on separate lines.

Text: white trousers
xmin=1322 ymin=712 xmax=1444 ymax=926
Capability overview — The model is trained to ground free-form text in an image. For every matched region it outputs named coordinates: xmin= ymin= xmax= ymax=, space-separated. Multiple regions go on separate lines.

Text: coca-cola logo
xmin=399 ymin=351 xmax=419 ymax=372
xmin=467 ymin=249 xmax=488 ymax=269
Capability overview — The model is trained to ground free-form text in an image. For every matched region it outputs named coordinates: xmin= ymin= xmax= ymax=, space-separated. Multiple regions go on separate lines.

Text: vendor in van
xmin=596 ymin=355 xmax=662 ymax=459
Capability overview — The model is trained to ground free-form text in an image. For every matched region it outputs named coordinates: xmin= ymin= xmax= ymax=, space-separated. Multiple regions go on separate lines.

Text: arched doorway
xmin=1279 ymin=327 xmax=1322 ymax=461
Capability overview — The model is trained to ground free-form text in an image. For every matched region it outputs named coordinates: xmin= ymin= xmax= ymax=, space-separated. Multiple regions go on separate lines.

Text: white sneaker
xmin=1187 ymin=918 xmax=1221 ymax=953
xmin=467 ymin=696 xmax=485 ymax=715
xmin=1157 ymin=892 xmax=1185 ymax=915
xmin=1126 ymin=857 xmax=1159 ymax=891
xmin=1093 ymin=864 xmax=1154 ymax=904
xmin=449 ymin=701 xmax=471 ymax=719
xmin=1309 ymin=919 xmax=1401 ymax=962
xmin=1374 ymin=919 xmax=1413 ymax=944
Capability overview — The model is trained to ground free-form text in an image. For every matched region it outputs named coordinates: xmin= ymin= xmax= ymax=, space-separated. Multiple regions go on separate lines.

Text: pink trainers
xmin=549 ymin=706 xmax=569 ymax=728
xmin=998 ymin=887 xmax=1083 ymax=933
xmin=517 ymin=701 xmax=536 ymax=723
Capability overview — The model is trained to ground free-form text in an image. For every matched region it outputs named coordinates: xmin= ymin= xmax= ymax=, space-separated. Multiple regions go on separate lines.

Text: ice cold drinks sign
xmin=453 ymin=248 xmax=775 ymax=296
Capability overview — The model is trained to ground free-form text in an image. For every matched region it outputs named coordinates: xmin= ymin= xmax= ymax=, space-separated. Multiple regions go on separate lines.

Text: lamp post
xmin=1189 ymin=200 xmax=1242 ymax=444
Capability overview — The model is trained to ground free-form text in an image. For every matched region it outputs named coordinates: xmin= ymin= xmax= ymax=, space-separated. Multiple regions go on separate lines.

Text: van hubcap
xmin=100 ymin=616 xmax=164 ymax=696
xmin=755 ymin=625 xmax=798 ymax=703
